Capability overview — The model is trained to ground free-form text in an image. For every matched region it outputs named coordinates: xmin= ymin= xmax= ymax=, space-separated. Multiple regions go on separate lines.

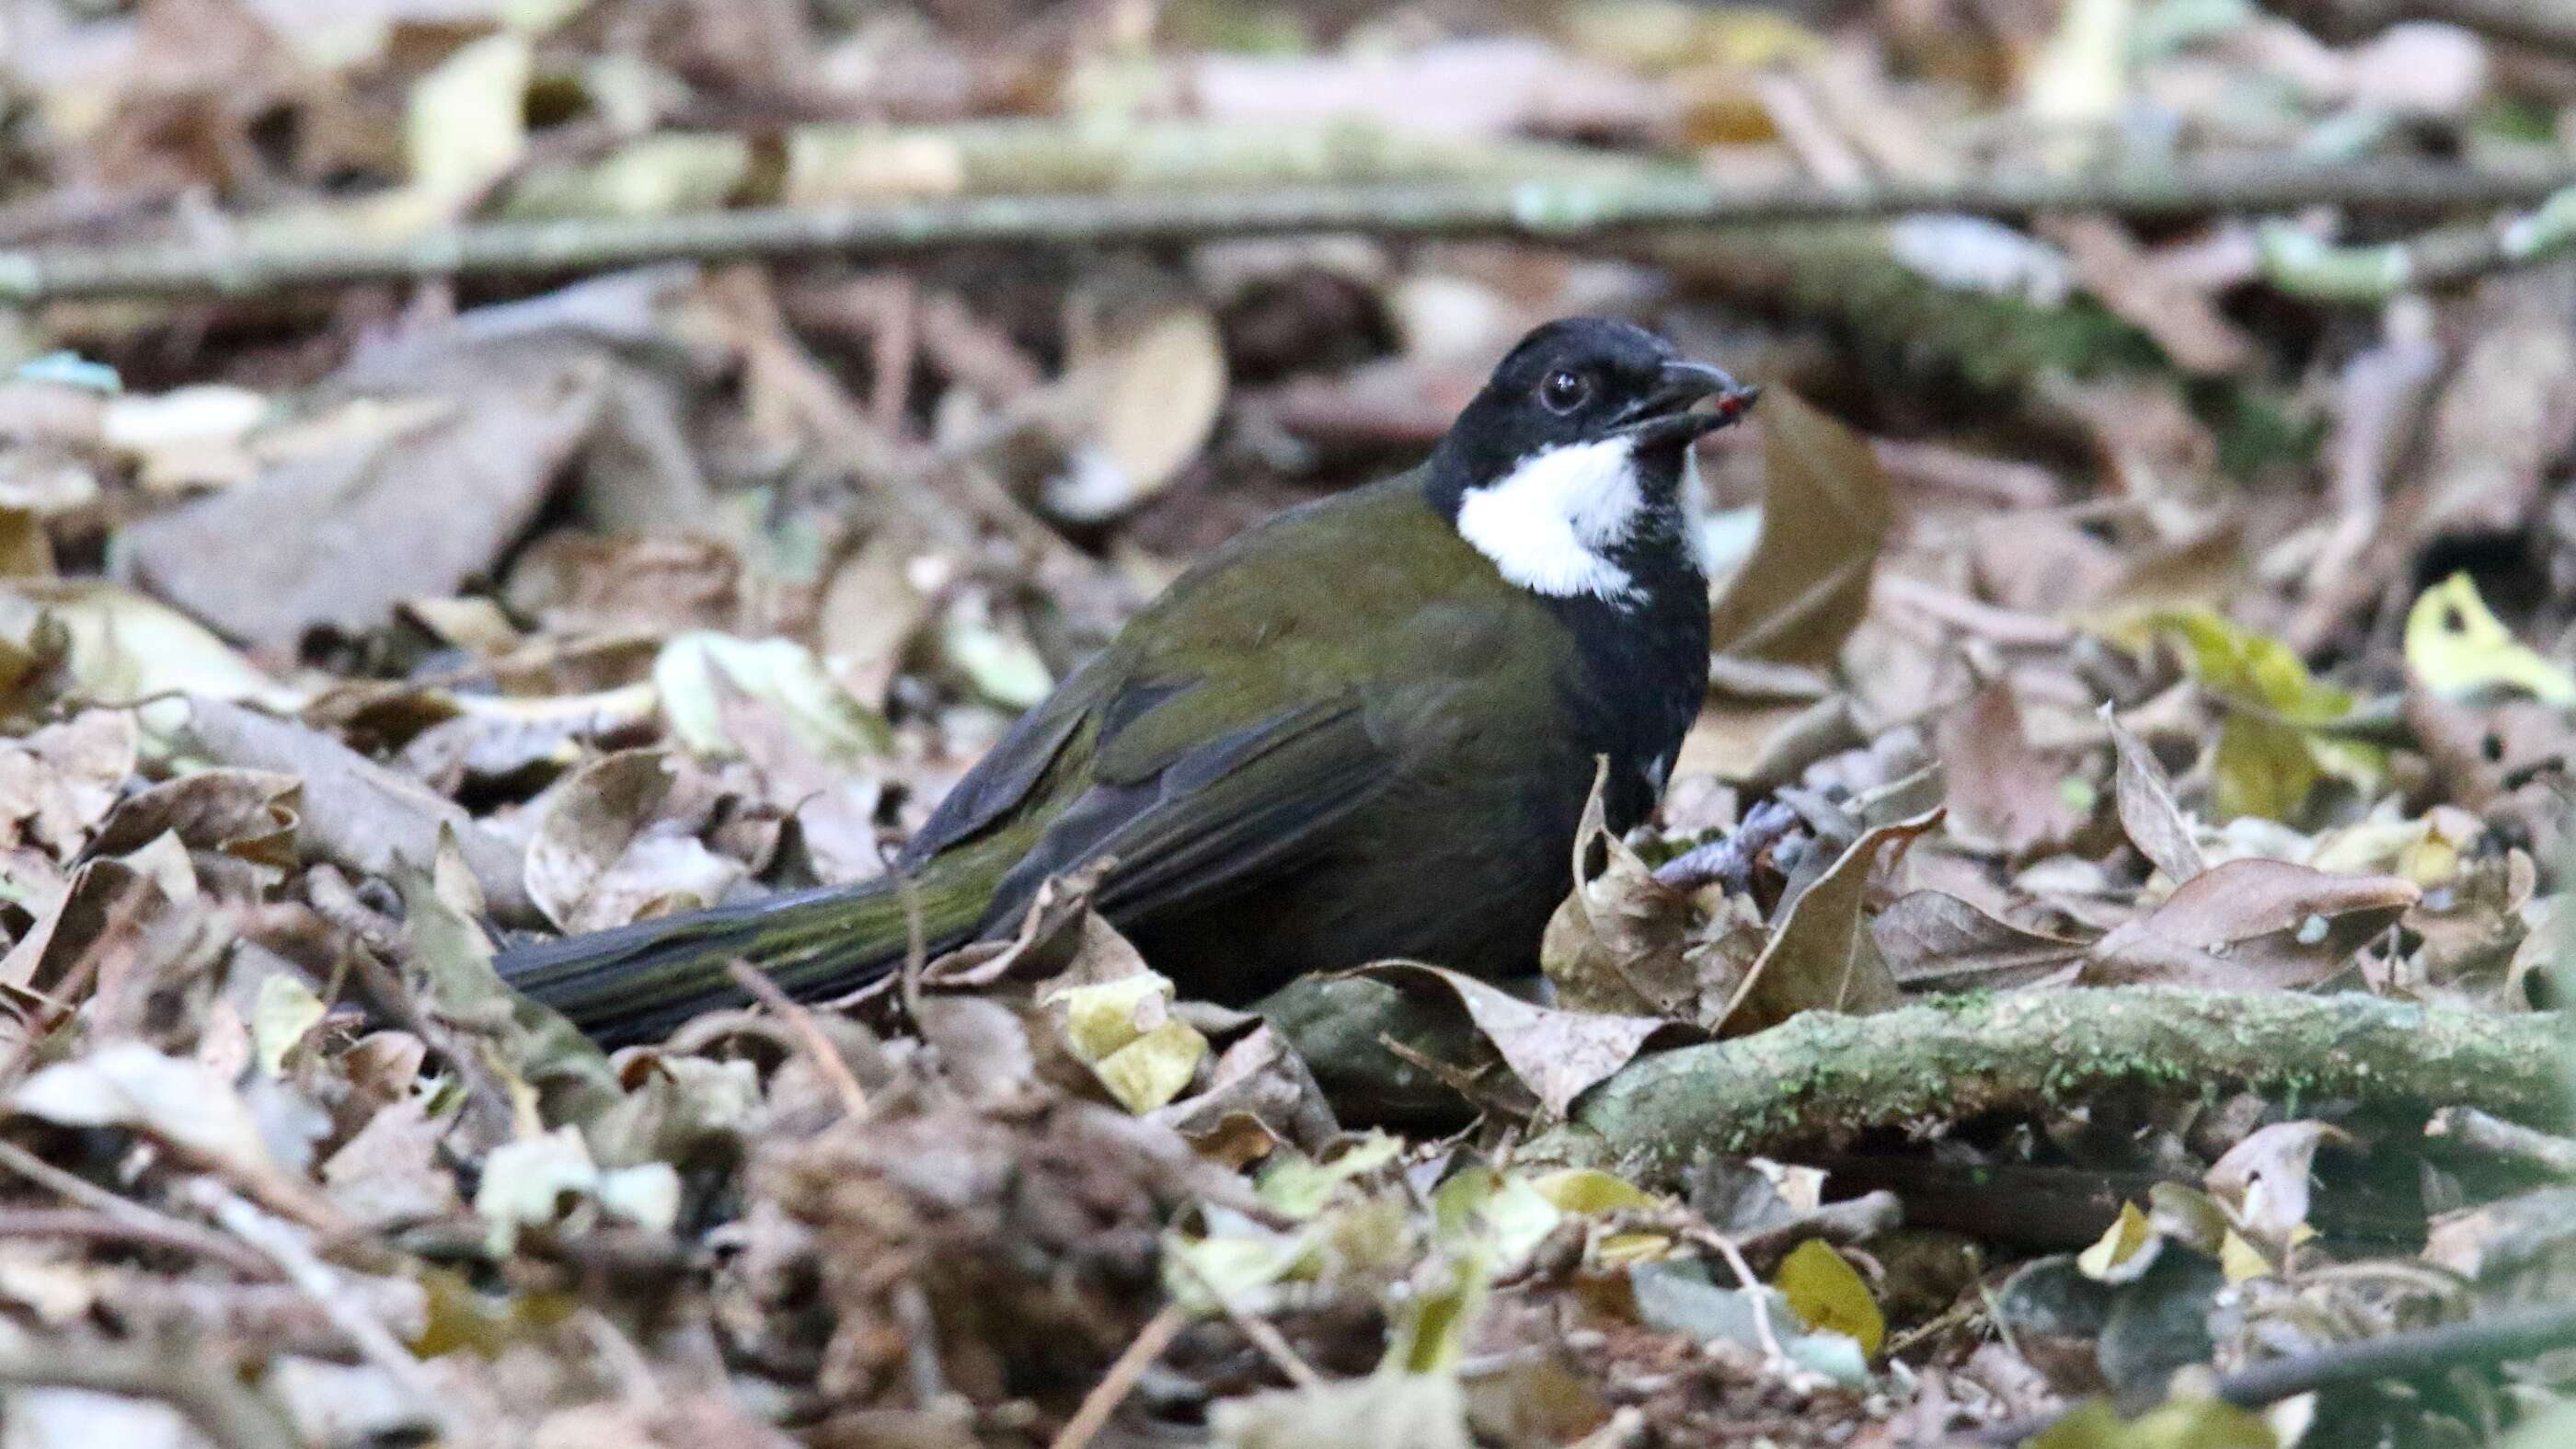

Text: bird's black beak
xmin=1621 ymin=360 xmax=1761 ymax=444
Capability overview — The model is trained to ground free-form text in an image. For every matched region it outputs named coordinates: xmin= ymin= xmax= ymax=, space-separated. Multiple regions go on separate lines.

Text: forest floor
xmin=1 ymin=0 xmax=2573 ymax=1445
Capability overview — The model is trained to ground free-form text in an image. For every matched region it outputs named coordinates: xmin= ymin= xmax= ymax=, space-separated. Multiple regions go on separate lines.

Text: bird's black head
xmin=1428 ymin=316 xmax=1756 ymax=605
xmin=1432 ymin=317 xmax=1755 ymax=492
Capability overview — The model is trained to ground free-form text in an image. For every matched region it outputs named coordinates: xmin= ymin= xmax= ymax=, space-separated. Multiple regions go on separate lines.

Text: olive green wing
xmin=978 ymin=687 xmax=1409 ymax=923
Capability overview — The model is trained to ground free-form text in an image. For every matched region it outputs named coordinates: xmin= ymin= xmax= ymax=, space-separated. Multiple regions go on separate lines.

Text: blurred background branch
xmin=10 ymin=155 xmax=2576 ymax=303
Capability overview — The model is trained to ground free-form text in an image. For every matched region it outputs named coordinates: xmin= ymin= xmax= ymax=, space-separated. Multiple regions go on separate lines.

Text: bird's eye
xmin=1538 ymin=369 xmax=1591 ymax=414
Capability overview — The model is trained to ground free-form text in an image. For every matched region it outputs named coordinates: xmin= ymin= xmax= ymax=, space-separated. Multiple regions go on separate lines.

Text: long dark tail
xmin=498 ymin=865 xmax=994 ymax=1047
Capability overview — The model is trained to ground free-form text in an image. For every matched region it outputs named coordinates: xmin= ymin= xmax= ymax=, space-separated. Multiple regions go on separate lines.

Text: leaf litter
xmin=0 ymin=2 xmax=2574 ymax=1445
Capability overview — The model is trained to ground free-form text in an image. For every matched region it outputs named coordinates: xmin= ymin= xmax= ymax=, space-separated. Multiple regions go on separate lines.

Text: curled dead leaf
xmin=2081 ymin=858 xmax=2418 ymax=990
xmin=185 ymin=696 xmax=537 ymax=926
xmin=523 ymin=749 xmax=745 ymax=934
xmin=2101 ymin=702 xmax=2204 ymax=884
xmin=1707 ymin=387 xmax=1892 ymax=667
xmin=1938 ymin=679 xmax=2080 ymax=857
xmin=1872 ymin=890 xmax=2090 ymax=992
xmin=2207 ymin=1121 xmax=2352 ymax=1251
xmin=1357 ymin=961 xmax=1691 ymax=1118
xmin=1541 ymin=761 xmax=1698 ymax=1018
xmin=1718 ymin=809 xmax=1938 ymax=1034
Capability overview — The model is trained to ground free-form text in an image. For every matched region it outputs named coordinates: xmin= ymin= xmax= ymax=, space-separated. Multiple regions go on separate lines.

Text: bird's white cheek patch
xmin=1455 ymin=436 xmax=1647 ymax=602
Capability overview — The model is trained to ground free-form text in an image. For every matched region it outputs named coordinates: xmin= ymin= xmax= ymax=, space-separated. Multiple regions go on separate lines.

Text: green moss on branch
xmin=1517 ymin=989 xmax=2569 ymax=1182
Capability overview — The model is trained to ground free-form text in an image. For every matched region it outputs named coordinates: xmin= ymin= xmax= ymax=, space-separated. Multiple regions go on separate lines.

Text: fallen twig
xmin=1172 ymin=1248 xmax=1326 ymax=1389
xmin=1982 ymin=1297 xmax=2576 ymax=1443
xmin=728 ymin=959 xmax=870 ymax=1121
xmin=1512 ymin=989 xmax=2568 ymax=1179
xmin=1051 ymin=1303 xmax=1188 ymax=1449
xmin=2260 ymin=187 xmax=2576 ymax=301
xmin=0 ymin=1207 xmax=285 ymax=1276
xmin=0 ymin=1327 xmax=302 ymax=1449
xmin=7 ymin=156 xmax=2576 ymax=303
xmin=0 ymin=1140 xmax=279 ymax=1279
xmin=1653 ymin=799 xmax=1805 ymax=893
xmin=191 ymin=1182 xmax=459 ymax=1439
xmin=2428 ymin=1105 xmax=2576 ymax=1177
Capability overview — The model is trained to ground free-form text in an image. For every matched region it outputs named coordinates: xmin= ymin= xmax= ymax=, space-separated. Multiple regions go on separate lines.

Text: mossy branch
xmin=2261 ymin=187 xmax=2576 ymax=301
xmin=7 ymin=155 xmax=2576 ymax=303
xmin=1527 ymin=989 xmax=2568 ymax=1180
xmin=1263 ymin=986 xmax=2571 ymax=1178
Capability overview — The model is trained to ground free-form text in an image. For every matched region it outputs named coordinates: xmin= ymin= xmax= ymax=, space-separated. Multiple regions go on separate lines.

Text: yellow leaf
xmin=1255 ymin=1131 xmax=1402 ymax=1219
xmin=1707 ymin=388 xmax=1893 ymax=667
xmin=1092 ymin=1021 xmax=1207 ymax=1113
xmin=1526 ymin=1167 xmax=1662 ymax=1216
xmin=2149 ymin=610 xmax=2385 ymax=822
xmin=2155 ymin=610 xmax=2352 ymax=723
xmin=1045 ymin=970 xmax=1209 ymax=1113
xmin=1432 ymin=1167 xmax=1563 ymax=1268
xmin=2212 ymin=713 xmax=2317 ymax=824
xmin=2405 ymin=572 xmax=2576 ymax=707
xmin=407 ymin=32 xmax=532 ymax=205
xmin=2033 ymin=1397 xmax=2278 ymax=1449
xmin=1772 ymin=1238 xmax=1883 ymax=1358
xmin=252 ymin=973 xmax=327 ymax=1077
xmin=2218 ymin=1229 xmax=2272 ymax=1282
xmin=2077 ymin=1201 xmax=2158 ymax=1283
xmin=1594 ymin=1232 xmax=1673 ymax=1268
xmin=1051 ymin=971 xmax=1175 ymax=1060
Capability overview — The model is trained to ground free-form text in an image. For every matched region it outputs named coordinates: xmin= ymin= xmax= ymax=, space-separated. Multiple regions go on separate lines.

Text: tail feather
xmin=498 ymin=871 xmax=989 ymax=1046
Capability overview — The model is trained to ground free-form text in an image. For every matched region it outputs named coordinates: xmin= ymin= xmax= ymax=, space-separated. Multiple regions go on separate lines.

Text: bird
xmin=500 ymin=316 xmax=1758 ymax=1045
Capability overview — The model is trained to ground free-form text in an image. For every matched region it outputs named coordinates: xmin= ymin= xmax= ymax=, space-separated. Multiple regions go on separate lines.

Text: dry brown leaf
xmin=1719 ymin=809 xmax=1937 ymax=1034
xmin=2419 ymin=269 xmax=2576 ymax=541
xmin=0 ymin=857 xmax=167 ymax=1000
xmin=1359 ymin=962 xmax=1685 ymax=1118
xmin=505 ymin=533 xmax=745 ymax=638
xmin=1872 ymin=890 xmax=2090 ymax=992
xmin=2081 ymin=858 xmax=2418 ymax=990
xmin=1707 ymin=387 xmax=1892 ymax=667
xmin=1541 ymin=764 xmax=1698 ymax=1018
xmin=2206 ymin=1121 xmax=2352 ymax=1250
xmin=121 ymin=333 xmax=622 ymax=647
xmin=1937 ymin=680 xmax=2079 ymax=857
xmin=1046 ymin=284 xmax=1230 ymax=523
xmin=186 ymin=696 xmax=538 ymax=925
xmin=523 ymin=750 xmax=745 ymax=934
xmin=92 ymin=768 xmax=301 ymax=872
xmin=0 ymin=707 xmax=138 ymax=861
xmin=2101 ymin=703 xmax=2205 ymax=884
xmin=320 ymin=1097 xmax=462 ymax=1230
xmin=1148 ymin=1024 xmax=1339 ymax=1163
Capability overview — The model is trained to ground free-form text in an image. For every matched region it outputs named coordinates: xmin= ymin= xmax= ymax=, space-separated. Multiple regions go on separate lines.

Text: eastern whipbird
xmin=501 ymin=317 xmax=1759 ymax=1044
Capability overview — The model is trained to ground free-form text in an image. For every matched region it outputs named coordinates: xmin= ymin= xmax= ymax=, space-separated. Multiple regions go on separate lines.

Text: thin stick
xmin=1700 ymin=1229 xmax=1807 ymax=1384
xmin=1172 ymin=1252 xmax=1325 ymax=1389
xmin=1051 ymin=1304 xmax=1188 ymax=1449
xmin=726 ymin=960 xmax=868 ymax=1120
xmin=0 ymin=1207 xmax=283 ymax=1276
xmin=0 ymin=1329 xmax=302 ymax=1449
xmin=2428 ymin=1105 xmax=2576 ymax=1176
xmin=1980 ymin=1298 xmax=2576 ymax=1443
xmin=9 ymin=156 xmax=2576 ymax=303
xmin=191 ymin=1182 xmax=459 ymax=1438
xmin=0 ymin=1140 xmax=277 ymax=1278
